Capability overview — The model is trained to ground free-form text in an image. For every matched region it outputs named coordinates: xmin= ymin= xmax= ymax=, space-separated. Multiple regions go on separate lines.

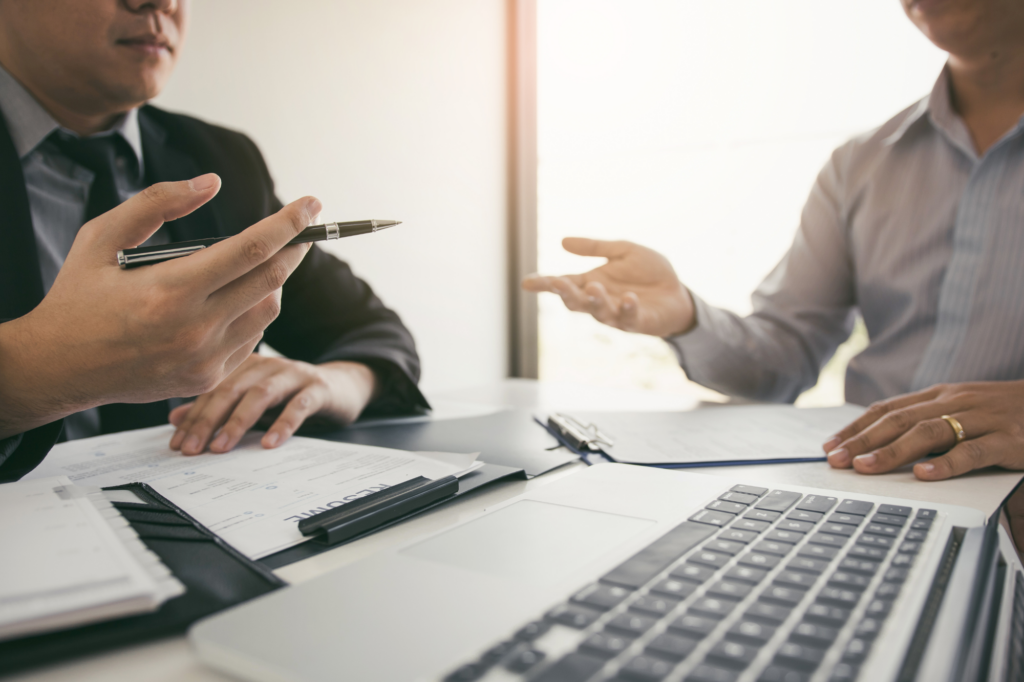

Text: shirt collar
xmin=0 ymin=60 xmax=144 ymax=170
xmin=885 ymin=64 xmax=1024 ymax=160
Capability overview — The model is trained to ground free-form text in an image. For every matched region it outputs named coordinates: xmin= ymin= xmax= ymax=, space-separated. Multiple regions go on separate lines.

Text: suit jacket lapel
xmin=0 ymin=110 xmax=44 ymax=320
xmin=139 ymin=108 xmax=223 ymax=242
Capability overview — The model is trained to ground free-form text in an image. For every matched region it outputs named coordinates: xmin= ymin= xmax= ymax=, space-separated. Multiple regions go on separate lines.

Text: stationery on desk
xmin=541 ymin=403 xmax=865 ymax=467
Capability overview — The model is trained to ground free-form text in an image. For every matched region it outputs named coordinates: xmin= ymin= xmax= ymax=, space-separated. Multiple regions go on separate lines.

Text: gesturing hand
xmin=823 ymin=380 xmax=1024 ymax=480
xmin=168 ymin=355 xmax=378 ymax=455
xmin=521 ymin=238 xmax=696 ymax=338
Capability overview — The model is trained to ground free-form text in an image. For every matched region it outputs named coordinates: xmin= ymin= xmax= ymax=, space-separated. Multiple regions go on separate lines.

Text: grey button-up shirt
xmin=0 ymin=62 xmax=163 ymax=439
xmin=668 ymin=67 xmax=1024 ymax=407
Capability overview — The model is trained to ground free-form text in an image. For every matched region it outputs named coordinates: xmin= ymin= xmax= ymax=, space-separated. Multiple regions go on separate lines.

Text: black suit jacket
xmin=0 ymin=104 xmax=428 ymax=482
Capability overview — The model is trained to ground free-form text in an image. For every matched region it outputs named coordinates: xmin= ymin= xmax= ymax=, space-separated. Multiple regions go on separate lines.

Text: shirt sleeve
xmin=665 ymin=143 xmax=859 ymax=403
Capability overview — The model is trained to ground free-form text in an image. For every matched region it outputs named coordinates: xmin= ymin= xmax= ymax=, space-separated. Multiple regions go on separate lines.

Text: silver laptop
xmin=189 ymin=463 xmax=1021 ymax=682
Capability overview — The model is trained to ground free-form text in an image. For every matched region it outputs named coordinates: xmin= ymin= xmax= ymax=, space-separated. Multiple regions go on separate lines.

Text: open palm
xmin=522 ymin=237 xmax=695 ymax=338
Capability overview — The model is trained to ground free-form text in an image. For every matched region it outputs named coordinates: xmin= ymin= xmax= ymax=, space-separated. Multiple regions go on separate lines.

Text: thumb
xmin=86 ymin=173 xmax=222 ymax=253
xmin=562 ymin=237 xmax=633 ymax=259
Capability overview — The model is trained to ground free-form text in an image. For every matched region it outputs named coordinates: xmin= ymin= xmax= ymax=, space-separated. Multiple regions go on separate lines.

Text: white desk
xmin=11 ymin=379 xmax=1023 ymax=682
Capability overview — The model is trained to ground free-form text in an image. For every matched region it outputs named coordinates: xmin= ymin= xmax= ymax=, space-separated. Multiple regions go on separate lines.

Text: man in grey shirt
xmin=524 ymin=0 xmax=1024 ymax=512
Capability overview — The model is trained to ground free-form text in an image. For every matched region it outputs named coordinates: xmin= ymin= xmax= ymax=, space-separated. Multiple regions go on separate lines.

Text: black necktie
xmin=49 ymin=132 xmax=170 ymax=435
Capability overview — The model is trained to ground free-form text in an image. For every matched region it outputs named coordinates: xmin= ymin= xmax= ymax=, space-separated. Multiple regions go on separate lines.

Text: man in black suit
xmin=0 ymin=0 xmax=427 ymax=482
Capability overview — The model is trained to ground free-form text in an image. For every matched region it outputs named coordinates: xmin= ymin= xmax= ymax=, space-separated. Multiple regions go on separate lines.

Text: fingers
xmin=913 ymin=433 xmax=1009 ymax=481
xmin=222 ymin=290 xmax=284 ymax=351
xmin=168 ymin=402 xmax=193 ymax=428
xmin=169 ymin=195 xmax=321 ymax=293
xmin=848 ymin=416 xmax=960 ymax=475
xmin=826 ymin=402 xmax=948 ymax=468
xmin=208 ymin=242 xmax=309 ymax=319
xmin=562 ymin=237 xmax=633 ymax=259
xmin=86 ymin=174 xmax=222 ymax=254
xmin=263 ymin=387 xmax=328 ymax=449
xmin=822 ymin=386 xmax=944 ymax=455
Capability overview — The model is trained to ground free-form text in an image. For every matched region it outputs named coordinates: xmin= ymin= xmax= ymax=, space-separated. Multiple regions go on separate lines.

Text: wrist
xmin=318 ymin=360 xmax=379 ymax=422
xmin=0 ymin=315 xmax=93 ymax=438
xmin=666 ymin=282 xmax=697 ymax=337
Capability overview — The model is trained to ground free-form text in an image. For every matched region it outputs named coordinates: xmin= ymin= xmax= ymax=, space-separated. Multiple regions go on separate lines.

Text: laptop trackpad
xmin=402 ymin=500 xmax=654 ymax=583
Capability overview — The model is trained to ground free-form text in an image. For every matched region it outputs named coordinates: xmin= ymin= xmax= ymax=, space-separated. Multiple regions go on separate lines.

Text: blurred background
xmin=156 ymin=0 xmax=946 ymax=403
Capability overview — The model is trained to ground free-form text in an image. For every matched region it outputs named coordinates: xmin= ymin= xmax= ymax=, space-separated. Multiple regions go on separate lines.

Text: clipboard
xmin=538 ymin=404 xmax=865 ymax=468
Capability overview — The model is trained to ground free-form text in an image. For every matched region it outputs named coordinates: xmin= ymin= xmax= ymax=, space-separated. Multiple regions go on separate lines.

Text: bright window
xmin=536 ymin=0 xmax=946 ymax=404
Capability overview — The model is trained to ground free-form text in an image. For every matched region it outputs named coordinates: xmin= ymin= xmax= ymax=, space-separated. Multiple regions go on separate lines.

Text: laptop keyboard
xmin=443 ymin=485 xmax=937 ymax=682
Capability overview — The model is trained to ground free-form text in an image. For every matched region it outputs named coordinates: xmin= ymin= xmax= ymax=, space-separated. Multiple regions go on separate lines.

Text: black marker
xmin=116 ymin=219 xmax=401 ymax=269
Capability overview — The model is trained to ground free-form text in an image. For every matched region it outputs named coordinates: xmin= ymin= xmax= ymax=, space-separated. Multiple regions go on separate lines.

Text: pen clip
xmin=548 ymin=413 xmax=614 ymax=452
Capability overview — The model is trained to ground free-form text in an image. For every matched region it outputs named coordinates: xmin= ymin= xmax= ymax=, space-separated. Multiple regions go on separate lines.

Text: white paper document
xmin=0 ymin=476 xmax=182 ymax=641
xmin=26 ymin=427 xmax=479 ymax=560
xmin=562 ymin=404 xmax=865 ymax=465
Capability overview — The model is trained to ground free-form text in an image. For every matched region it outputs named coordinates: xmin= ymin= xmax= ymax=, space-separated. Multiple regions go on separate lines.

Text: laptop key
xmin=817 ymin=587 xmax=860 ymax=608
xmin=505 ymin=646 xmax=545 ymax=672
xmin=754 ymin=540 xmax=796 ymax=556
xmin=669 ymin=614 xmax=720 ymax=638
xmin=892 ymin=553 xmax=915 ymax=568
xmin=645 ymin=633 xmax=698 ymax=661
xmin=691 ymin=550 xmax=731 ymax=569
xmin=481 ymin=639 xmax=518 ymax=666
xmin=530 ymin=652 xmax=605 ymax=682
xmin=579 ymin=632 xmax=634 ymax=659
xmin=726 ymin=565 xmax=769 ymax=584
xmin=794 ymin=495 xmax=837 ymax=514
xmin=798 ymin=544 xmax=839 ymax=560
xmin=808 ymin=533 xmax=848 ymax=548
xmin=726 ymin=619 xmax=777 ymax=644
xmin=761 ymin=585 xmax=805 ymax=606
xmin=828 ymin=571 xmax=871 ymax=591
xmin=863 ymin=523 xmax=899 ymax=538
xmin=707 ymin=500 xmax=747 ymax=515
xmin=774 ymin=642 xmax=826 ymax=670
xmin=756 ymin=491 xmax=803 ymax=512
xmin=899 ymin=541 xmax=922 ymax=554
xmin=690 ymin=596 xmax=740 ymax=619
xmin=871 ymin=513 xmax=908 ymax=527
xmin=731 ymin=484 xmax=768 ymax=497
xmin=707 ymin=640 xmax=760 ymax=668
xmin=704 ymin=539 xmax=746 ymax=555
xmin=828 ymin=512 xmax=865 ymax=526
xmin=848 ymin=545 xmax=886 ymax=561
xmin=911 ymin=518 xmax=934 ymax=531
xmin=758 ymin=665 xmax=811 ymax=682
xmin=787 ymin=510 xmax=824 ymax=523
xmin=631 ymin=595 xmax=680 ymax=617
xmin=790 ymin=622 xmax=839 ymax=647
xmin=856 ymin=534 xmax=894 ymax=549
xmin=787 ymin=557 xmax=829 ymax=574
xmin=765 ymin=529 xmax=805 ymax=544
xmin=841 ymin=638 xmax=871 ymax=664
xmin=746 ymin=601 xmax=791 ymax=624
xmin=707 ymin=580 xmax=753 ymax=600
xmin=606 ymin=613 xmax=658 ymax=636
xmin=720 ymin=491 xmax=759 ymax=505
xmin=547 ymin=603 xmax=602 ymax=629
xmin=444 ymin=663 xmax=485 ymax=681
xmin=839 ymin=558 xmax=880 ymax=575
xmin=514 ymin=620 xmax=551 ymax=641
xmin=745 ymin=509 xmax=782 ymax=523
xmin=836 ymin=500 xmax=874 ymax=516
xmin=866 ymin=599 xmax=892 ymax=617
xmin=916 ymin=509 xmax=937 ymax=519
xmin=884 ymin=567 xmax=910 ymax=583
xmin=732 ymin=518 xmax=771 ymax=533
xmin=855 ymin=617 xmax=883 ymax=639
xmin=739 ymin=553 xmax=781 ymax=569
xmin=905 ymin=530 xmax=928 ymax=542
xmin=804 ymin=603 xmax=851 ymax=627
xmin=573 ymin=583 xmax=632 ymax=610
xmin=878 ymin=504 xmax=912 ymax=517
xmin=719 ymin=528 xmax=759 ymax=544
xmin=774 ymin=570 xmax=818 ymax=590
xmin=875 ymin=583 xmax=901 ymax=600
xmin=620 ymin=654 xmax=675 ymax=681
xmin=685 ymin=663 xmax=740 ymax=682
xmin=828 ymin=662 xmax=859 ymax=682
xmin=651 ymin=578 xmax=700 ymax=599
xmin=819 ymin=523 xmax=855 ymax=537
xmin=672 ymin=563 xmax=717 ymax=584
xmin=602 ymin=521 xmax=716 ymax=589
xmin=691 ymin=510 xmax=739 ymax=527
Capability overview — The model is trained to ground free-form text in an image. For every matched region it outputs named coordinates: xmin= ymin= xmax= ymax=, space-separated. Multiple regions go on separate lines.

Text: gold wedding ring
xmin=940 ymin=414 xmax=966 ymax=444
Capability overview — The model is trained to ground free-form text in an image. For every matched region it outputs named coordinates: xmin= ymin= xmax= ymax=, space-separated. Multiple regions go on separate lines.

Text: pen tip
xmin=374 ymin=220 xmax=401 ymax=230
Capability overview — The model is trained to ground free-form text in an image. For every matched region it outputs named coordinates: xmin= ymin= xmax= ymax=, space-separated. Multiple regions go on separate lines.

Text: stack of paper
xmin=0 ymin=477 xmax=184 ymax=641
xmin=27 ymin=427 xmax=481 ymax=560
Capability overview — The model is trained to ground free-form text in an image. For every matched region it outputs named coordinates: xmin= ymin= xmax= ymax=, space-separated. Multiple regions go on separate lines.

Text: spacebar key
xmin=602 ymin=521 xmax=716 ymax=589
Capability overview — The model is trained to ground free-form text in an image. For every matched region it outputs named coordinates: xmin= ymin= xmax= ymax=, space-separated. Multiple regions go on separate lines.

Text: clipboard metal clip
xmin=548 ymin=413 xmax=615 ymax=453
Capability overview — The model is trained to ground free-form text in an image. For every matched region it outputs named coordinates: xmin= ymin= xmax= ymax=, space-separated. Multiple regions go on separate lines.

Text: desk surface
xmin=12 ymin=379 xmax=1022 ymax=682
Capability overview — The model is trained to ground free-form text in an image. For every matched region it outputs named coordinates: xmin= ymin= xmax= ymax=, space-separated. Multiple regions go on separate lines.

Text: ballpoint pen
xmin=116 ymin=219 xmax=402 ymax=269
